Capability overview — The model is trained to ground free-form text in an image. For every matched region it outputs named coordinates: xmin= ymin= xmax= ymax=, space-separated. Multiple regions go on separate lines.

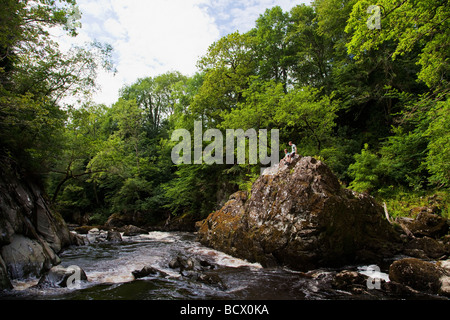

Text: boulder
xmin=197 ymin=157 xmax=401 ymax=271
xmin=106 ymin=230 xmax=123 ymax=242
xmin=195 ymin=272 xmax=227 ymax=290
xmin=399 ymin=211 xmax=449 ymax=239
xmin=0 ymin=235 xmax=59 ymax=279
xmin=331 ymin=270 xmax=369 ymax=294
xmin=122 ymin=225 xmax=148 ymax=237
xmin=86 ymin=228 xmax=108 ymax=243
xmin=34 ymin=196 xmax=71 ymax=253
xmin=168 ymin=255 xmax=199 ymax=271
xmin=389 ymin=258 xmax=450 ymax=296
xmin=132 ymin=266 xmax=168 ymax=279
xmin=404 ymin=237 xmax=446 ymax=260
xmin=69 ymin=231 xmax=87 ymax=246
xmin=38 ymin=265 xmax=87 ymax=288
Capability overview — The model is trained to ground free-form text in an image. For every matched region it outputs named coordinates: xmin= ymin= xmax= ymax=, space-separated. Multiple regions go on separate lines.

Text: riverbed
xmin=0 ymin=231 xmax=438 ymax=300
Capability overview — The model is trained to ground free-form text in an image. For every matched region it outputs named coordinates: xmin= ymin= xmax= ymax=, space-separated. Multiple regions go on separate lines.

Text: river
xmin=0 ymin=231 xmax=437 ymax=301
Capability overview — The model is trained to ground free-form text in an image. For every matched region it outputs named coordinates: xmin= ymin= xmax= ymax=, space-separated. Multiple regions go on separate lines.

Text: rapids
xmin=0 ymin=231 xmax=434 ymax=301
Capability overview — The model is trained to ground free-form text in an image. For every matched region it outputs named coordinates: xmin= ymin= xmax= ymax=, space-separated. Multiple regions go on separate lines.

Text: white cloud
xmin=56 ymin=0 xmax=311 ymax=106
xmin=80 ymin=0 xmax=221 ymax=106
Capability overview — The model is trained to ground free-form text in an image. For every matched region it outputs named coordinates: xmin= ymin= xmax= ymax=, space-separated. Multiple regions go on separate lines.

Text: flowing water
xmin=0 ymin=231 xmax=435 ymax=301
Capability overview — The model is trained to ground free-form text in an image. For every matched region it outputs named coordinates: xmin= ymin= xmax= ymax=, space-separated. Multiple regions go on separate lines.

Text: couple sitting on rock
xmin=281 ymin=141 xmax=298 ymax=165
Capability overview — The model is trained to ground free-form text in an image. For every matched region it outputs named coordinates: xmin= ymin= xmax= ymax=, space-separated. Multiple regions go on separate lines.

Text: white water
xmin=3 ymin=231 xmax=416 ymax=301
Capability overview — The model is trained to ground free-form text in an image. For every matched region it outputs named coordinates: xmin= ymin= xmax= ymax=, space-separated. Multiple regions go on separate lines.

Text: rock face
xmin=0 ymin=163 xmax=74 ymax=289
xmin=197 ymin=157 xmax=401 ymax=271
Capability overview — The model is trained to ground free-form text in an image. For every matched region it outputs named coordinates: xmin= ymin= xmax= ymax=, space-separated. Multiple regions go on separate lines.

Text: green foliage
xmin=378 ymin=126 xmax=428 ymax=189
xmin=275 ymin=87 xmax=338 ymax=152
xmin=346 ymin=0 xmax=450 ymax=89
xmin=163 ymin=164 xmax=224 ymax=218
xmin=348 ymin=144 xmax=380 ymax=193
xmin=0 ymin=0 xmax=114 ymax=175
xmin=425 ymin=98 xmax=450 ymax=187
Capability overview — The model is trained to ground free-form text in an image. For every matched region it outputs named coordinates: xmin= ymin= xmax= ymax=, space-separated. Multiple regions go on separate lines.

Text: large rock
xmin=106 ymin=230 xmax=123 ymax=242
xmin=389 ymin=258 xmax=450 ymax=296
xmin=0 ymin=256 xmax=12 ymax=290
xmin=0 ymin=161 xmax=75 ymax=285
xmin=38 ymin=265 xmax=87 ymax=288
xmin=197 ymin=157 xmax=401 ymax=271
xmin=1 ymin=235 xmax=59 ymax=279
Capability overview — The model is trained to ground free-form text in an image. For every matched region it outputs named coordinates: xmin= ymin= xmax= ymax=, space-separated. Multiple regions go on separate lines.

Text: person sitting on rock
xmin=287 ymin=141 xmax=297 ymax=164
xmin=281 ymin=149 xmax=290 ymax=165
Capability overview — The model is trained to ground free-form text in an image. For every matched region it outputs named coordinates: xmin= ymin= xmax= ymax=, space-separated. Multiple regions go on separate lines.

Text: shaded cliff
xmin=197 ymin=156 xmax=402 ymax=271
xmin=0 ymin=160 xmax=73 ymax=289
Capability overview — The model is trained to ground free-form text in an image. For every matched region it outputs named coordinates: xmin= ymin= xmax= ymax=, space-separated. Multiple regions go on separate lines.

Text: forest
xmin=1 ymin=0 xmax=449 ymax=228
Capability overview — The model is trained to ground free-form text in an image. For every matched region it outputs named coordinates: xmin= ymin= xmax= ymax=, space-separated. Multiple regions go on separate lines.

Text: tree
xmin=275 ymin=87 xmax=338 ymax=152
xmin=425 ymin=98 xmax=450 ymax=187
xmin=250 ymin=6 xmax=294 ymax=91
xmin=348 ymin=144 xmax=381 ymax=193
xmin=0 ymin=0 xmax=114 ymax=173
xmin=220 ymin=78 xmax=284 ymax=132
xmin=48 ymin=103 xmax=110 ymax=212
xmin=288 ymin=4 xmax=334 ymax=90
xmin=120 ymin=72 xmax=187 ymax=136
xmin=346 ymin=0 xmax=450 ymax=89
xmin=192 ymin=32 xmax=257 ymax=124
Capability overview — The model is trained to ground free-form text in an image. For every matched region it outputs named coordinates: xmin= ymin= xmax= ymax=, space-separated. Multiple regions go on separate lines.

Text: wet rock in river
xmin=169 ymin=255 xmax=204 ymax=272
xmin=1 ymin=234 xmax=59 ymax=279
xmin=38 ymin=265 xmax=87 ymax=288
xmin=0 ymin=162 xmax=75 ymax=286
xmin=69 ymin=231 xmax=87 ymax=246
xmin=122 ymin=225 xmax=148 ymax=237
xmin=87 ymin=228 xmax=108 ymax=243
xmin=0 ymin=256 xmax=13 ymax=290
xmin=132 ymin=266 xmax=168 ymax=279
xmin=331 ymin=270 xmax=368 ymax=294
xmin=106 ymin=230 xmax=122 ymax=243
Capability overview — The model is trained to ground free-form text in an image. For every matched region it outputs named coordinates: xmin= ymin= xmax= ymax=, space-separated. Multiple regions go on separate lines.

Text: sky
xmin=55 ymin=0 xmax=311 ymax=106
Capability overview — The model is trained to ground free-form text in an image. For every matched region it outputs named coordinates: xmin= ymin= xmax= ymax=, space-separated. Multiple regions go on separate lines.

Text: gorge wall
xmin=0 ymin=161 xmax=73 ymax=289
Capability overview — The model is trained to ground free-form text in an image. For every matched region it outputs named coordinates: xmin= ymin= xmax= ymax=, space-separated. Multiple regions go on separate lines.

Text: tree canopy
xmin=2 ymin=0 xmax=448 ymax=225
